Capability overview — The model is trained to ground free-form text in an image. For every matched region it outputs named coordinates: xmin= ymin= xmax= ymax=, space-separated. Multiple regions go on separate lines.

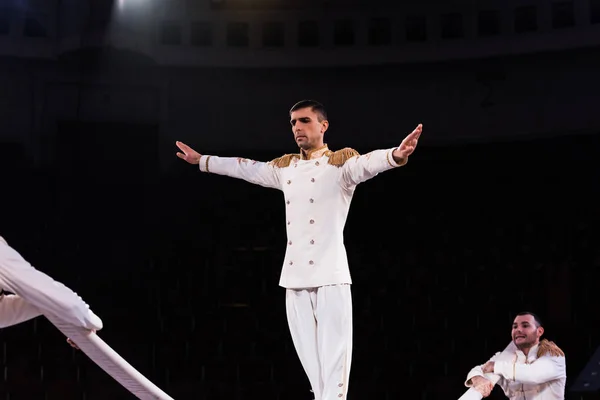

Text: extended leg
xmin=0 ymin=236 xmax=102 ymax=330
xmin=286 ymin=288 xmax=323 ymax=399
xmin=315 ymin=284 xmax=353 ymax=400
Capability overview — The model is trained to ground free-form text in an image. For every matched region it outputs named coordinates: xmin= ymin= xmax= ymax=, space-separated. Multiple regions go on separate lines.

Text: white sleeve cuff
xmin=386 ymin=147 xmax=404 ymax=167
xmin=199 ymin=155 xmax=212 ymax=173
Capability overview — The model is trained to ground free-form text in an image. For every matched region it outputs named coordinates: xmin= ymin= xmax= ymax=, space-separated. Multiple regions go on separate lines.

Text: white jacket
xmin=198 ymin=144 xmax=404 ymax=288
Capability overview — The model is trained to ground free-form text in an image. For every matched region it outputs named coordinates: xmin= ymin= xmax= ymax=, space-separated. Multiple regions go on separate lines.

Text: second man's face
xmin=512 ymin=314 xmax=543 ymax=350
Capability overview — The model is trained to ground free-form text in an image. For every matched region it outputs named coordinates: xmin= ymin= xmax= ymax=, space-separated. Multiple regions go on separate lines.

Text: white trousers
xmin=285 ymin=284 xmax=353 ymax=400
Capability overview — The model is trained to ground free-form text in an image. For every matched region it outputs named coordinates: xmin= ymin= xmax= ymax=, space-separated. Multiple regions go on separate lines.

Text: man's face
xmin=290 ymin=107 xmax=328 ymax=150
xmin=512 ymin=314 xmax=544 ymax=350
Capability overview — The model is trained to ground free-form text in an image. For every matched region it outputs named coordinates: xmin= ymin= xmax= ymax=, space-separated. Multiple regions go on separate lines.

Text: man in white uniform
xmin=0 ymin=235 xmax=103 ymax=333
xmin=176 ymin=99 xmax=422 ymax=399
xmin=461 ymin=312 xmax=566 ymax=400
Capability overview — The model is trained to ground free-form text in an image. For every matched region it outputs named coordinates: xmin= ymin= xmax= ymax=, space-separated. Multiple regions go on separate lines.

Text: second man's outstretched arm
xmin=176 ymin=141 xmax=282 ymax=190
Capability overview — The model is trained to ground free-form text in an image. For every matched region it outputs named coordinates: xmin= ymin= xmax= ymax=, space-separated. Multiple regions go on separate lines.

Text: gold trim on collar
xmin=300 ymin=144 xmax=329 ymax=160
xmin=269 ymin=145 xmax=359 ymax=168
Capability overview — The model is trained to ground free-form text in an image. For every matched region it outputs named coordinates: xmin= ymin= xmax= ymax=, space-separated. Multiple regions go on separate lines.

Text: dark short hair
xmin=515 ymin=311 xmax=544 ymax=328
xmin=289 ymin=99 xmax=328 ymax=122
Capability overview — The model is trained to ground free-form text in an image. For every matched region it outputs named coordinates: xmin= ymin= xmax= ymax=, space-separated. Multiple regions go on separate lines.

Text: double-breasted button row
xmin=287 ymin=260 xmax=315 ymax=266
xmin=288 ymin=240 xmax=316 ymax=246
xmin=293 ymin=160 xmax=320 ymax=166
xmin=284 ymin=177 xmax=317 ymax=184
xmin=286 ymin=199 xmax=315 ymax=204
xmin=285 ymin=168 xmax=319 ymax=268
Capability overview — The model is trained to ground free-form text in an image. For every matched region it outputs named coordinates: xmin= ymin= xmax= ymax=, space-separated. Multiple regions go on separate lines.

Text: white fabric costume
xmin=0 ymin=235 xmax=103 ymax=330
xmin=197 ymin=144 xmax=404 ymax=399
xmin=460 ymin=339 xmax=566 ymax=400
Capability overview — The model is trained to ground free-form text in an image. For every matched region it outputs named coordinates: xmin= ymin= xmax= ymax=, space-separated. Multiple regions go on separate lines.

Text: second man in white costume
xmin=462 ymin=312 xmax=566 ymax=400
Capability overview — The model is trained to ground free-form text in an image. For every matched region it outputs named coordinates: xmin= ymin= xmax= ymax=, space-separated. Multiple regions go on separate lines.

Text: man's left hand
xmin=392 ymin=124 xmax=422 ymax=165
xmin=482 ymin=361 xmax=495 ymax=374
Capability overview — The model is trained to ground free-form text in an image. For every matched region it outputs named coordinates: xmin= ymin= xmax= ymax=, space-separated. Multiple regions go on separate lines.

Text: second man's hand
xmin=176 ymin=141 xmax=202 ymax=165
xmin=470 ymin=376 xmax=494 ymax=398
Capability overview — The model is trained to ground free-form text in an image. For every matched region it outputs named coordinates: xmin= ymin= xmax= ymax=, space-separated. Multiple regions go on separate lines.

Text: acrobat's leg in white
xmin=286 ymin=288 xmax=323 ymax=399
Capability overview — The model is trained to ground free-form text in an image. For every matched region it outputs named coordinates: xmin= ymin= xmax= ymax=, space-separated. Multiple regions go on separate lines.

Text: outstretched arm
xmin=176 ymin=141 xmax=281 ymax=190
xmin=199 ymin=156 xmax=281 ymax=189
xmin=341 ymin=124 xmax=422 ymax=187
xmin=0 ymin=293 xmax=42 ymax=328
xmin=0 ymin=238 xmax=103 ymax=331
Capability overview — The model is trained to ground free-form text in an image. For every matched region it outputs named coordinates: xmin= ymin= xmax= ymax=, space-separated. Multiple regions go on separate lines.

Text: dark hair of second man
xmin=516 ymin=311 xmax=544 ymax=328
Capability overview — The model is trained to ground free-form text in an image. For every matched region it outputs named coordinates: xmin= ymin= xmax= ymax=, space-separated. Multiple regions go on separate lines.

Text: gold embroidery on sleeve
xmin=205 ymin=156 xmax=212 ymax=173
xmin=327 ymin=148 xmax=360 ymax=167
xmin=386 ymin=149 xmax=397 ymax=167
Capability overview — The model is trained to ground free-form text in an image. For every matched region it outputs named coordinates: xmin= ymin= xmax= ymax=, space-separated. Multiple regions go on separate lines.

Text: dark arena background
xmin=1 ymin=0 xmax=600 ymax=399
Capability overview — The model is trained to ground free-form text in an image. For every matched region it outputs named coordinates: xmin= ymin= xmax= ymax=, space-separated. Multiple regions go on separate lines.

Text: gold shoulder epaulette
xmin=327 ymin=147 xmax=360 ymax=167
xmin=537 ymin=339 xmax=565 ymax=358
xmin=269 ymin=153 xmax=298 ymax=168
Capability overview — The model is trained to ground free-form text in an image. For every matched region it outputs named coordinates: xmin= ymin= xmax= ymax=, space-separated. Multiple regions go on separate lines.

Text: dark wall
xmin=1 ymin=46 xmax=600 ymax=169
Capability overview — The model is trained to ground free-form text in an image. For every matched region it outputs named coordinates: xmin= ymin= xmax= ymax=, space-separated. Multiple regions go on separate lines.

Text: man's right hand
xmin=176 ymin=141 xmax=202 ymax=165
xmin=470 ymin=376 xmax=494 ymax=398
